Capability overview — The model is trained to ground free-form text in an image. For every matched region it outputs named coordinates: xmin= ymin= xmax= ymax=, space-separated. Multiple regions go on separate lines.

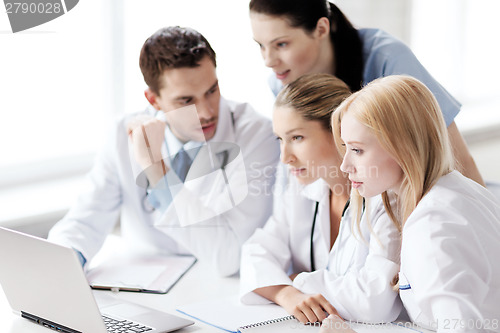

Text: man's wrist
xmin=144 ymin=159 xmax=169 ymax=187
xmin=137 ymin=147 xmax=163 ymax=169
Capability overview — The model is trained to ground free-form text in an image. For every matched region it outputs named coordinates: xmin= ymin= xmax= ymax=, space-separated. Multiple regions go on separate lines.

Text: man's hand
xmin=127 ymin=115 xmax=168 ymax=186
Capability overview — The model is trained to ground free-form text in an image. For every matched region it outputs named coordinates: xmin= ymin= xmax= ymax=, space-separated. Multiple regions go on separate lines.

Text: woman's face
xmin=339 ymin=112 xmax=404 ymax=197
xmin=273 ymin=106 xmax=340 ymax=185
xmin=250 ymin=12 xmax=329 ymax=86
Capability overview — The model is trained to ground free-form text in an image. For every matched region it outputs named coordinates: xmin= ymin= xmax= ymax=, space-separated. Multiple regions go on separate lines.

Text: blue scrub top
xmin=268 ymin=28 xmax=461 ymax=127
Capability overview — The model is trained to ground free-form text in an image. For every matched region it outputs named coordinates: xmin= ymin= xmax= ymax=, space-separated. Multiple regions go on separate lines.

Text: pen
xmin=91 ymin=285 xmax=142 ymax=293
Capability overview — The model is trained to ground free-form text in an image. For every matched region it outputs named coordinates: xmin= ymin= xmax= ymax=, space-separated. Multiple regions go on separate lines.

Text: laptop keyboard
xmin=102 ymin=315 xmax=153 ymax=333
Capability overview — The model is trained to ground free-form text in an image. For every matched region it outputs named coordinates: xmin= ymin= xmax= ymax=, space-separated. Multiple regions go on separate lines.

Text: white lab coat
xmin=240 ymin=165 xmax=402 ymax=323
xmin=399 ymin=171 xmax=500 ymax=332
xmin=48 ymin=97 xmax=280 ymax=277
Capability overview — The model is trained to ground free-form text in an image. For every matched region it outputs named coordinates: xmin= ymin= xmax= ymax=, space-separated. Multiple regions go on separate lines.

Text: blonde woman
xmin=240 ymin=73 xmax=401 ymax=324
xmin=325 ymin=75 xmax=500 ymax=332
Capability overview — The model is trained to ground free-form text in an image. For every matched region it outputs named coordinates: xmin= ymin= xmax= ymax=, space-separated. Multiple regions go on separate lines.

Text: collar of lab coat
xmin=301 ymin=177 xmax=331 ymax=203
xmin=164 ymin=126 xmax=202 ymax=160
xmin=208 ymin=96 xmax=236 ymax=144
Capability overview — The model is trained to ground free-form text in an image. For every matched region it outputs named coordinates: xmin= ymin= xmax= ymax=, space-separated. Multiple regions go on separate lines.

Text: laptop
xmin=0 ymin=227 xmax=194 ymax=333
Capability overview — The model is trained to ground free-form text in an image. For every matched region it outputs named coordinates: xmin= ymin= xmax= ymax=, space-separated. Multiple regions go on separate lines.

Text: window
xmin=0 ymin=0 xmax=114 ymax=186
xmin=0 ymin=0 xmax=115 ymax=225
xmin=337 ymin=0 xmax=500 ymax=133
xmin=410 ymin=0 xmax=500 ymax=133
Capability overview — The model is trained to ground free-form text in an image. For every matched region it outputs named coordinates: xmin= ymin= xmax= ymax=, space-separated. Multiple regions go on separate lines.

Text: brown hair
xmin=275 ymin=73 xmax=351 ymax=131
xmin=139 ymin=26 xmax=216 ymax=95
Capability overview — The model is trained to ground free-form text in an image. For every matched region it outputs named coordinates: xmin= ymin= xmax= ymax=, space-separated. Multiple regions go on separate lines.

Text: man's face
xmin=150 ymin=56 xmax=221 ymax=143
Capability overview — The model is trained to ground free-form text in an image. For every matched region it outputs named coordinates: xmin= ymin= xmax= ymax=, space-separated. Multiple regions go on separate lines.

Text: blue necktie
xmin=172 ymin=148 xmax=191 ymax=182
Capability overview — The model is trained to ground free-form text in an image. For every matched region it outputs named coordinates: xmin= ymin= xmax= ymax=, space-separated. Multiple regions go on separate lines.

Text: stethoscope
xmin=310 ymin=198 xmax=364 ymax=271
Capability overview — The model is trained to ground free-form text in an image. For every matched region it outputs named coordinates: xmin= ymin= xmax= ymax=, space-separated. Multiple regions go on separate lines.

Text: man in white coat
xmin=48 ymin=26 xmax=279 ymax=277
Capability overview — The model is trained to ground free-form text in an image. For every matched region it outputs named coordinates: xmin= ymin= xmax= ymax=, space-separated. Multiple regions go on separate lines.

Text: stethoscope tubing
xmin=310 ymin=198 xmax=365 ymax=271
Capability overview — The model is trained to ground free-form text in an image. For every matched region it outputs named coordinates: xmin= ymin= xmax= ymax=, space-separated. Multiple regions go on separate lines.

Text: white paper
xmin=87 ymin=263 xmax=165 ymax=289
xmin=85 ymin=235 xmax=196 ymax=293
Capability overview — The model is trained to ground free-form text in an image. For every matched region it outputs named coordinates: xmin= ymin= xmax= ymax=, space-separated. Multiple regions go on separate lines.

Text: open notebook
xmin=177 ymin=296 xmax=434 ymax=333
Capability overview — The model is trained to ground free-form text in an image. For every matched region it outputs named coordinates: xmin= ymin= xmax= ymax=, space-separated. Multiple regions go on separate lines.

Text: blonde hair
xmin=332 ymin=75 xmax=454 ymax=230
xmin=275 ymin=73 xmax=351 ymax=131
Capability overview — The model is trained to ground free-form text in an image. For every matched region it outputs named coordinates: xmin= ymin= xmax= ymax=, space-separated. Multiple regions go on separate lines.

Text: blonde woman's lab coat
xmin=48 ymin=97 xmax=279 ymax=277
xmin=399 ymin=171 xmax=500 ymax=332
xmin=240 ymin=165 xmax=402 ymax=323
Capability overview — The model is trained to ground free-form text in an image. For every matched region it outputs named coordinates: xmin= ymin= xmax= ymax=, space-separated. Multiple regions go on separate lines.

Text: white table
xmin=0 ymin=260 xmax=240 ymax=332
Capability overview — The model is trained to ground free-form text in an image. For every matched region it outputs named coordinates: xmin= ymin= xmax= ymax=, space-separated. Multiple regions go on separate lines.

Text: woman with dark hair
xmin=248 ymin=0 xmax=484 ymax=186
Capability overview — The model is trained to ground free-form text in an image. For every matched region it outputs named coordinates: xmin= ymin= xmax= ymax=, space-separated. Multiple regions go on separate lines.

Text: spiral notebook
xmin=177 ymin=296 xmax=433 ymax=333
xmin=238 ymin=315 xmax=318 ymax=332
xmin=176 ymin=297 xmax=312 ymax=333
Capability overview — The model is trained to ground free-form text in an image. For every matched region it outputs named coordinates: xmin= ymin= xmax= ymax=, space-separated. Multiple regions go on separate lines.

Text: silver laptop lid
xmin=0 ymin=227 xmax=107 ymax=332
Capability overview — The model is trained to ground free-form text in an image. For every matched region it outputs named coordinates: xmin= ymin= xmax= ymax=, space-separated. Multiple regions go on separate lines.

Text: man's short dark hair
xmin=139 ymin=26 xmax=217 ymax=95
